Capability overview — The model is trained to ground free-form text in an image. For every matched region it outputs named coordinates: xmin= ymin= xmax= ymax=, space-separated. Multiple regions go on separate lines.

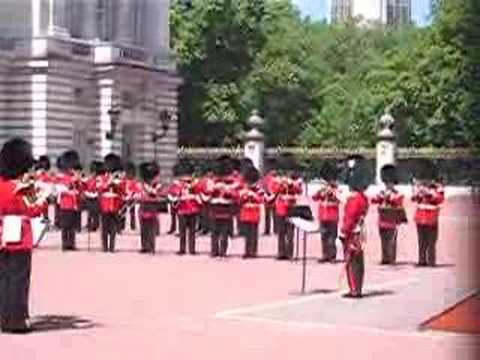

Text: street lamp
xmin=106 ymin=106 xmax=121 ymax=140
xmin=152 ymin=109 xmax=174 ymax=160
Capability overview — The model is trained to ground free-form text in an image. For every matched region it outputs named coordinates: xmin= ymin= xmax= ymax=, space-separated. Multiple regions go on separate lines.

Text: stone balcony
xmin=0 ymin=36 xmax=176 ymax=72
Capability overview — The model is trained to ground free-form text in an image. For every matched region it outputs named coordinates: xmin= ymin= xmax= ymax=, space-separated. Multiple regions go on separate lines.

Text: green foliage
xmin=171 ymin=0 xmax=479 ymax=148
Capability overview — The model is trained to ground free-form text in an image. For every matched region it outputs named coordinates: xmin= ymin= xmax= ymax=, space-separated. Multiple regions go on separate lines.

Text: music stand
xmin=288 ymin=205 xmax=314 ymax=260
xmin=288 ymin=207 xmax=319 ymax=295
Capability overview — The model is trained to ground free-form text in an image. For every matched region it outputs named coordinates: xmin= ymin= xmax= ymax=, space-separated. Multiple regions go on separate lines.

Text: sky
xmin=291 ymin=0 xmax=432 ymax=26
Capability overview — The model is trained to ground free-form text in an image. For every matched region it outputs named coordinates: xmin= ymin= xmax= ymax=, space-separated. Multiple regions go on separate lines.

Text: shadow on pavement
xmin=290 ymin=289 xmax=337 ymax=296
xmin=29 ymin=315 xmax=100 ymax=333
xmin=361 ymin=289 xmax=396 ymax=298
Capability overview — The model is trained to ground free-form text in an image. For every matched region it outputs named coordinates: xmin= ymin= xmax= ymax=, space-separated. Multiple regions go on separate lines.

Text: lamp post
xmin=152 ymin=109 xmax=173 ymax=161
xmin=107 ymin=106 xmax=121 ymax=140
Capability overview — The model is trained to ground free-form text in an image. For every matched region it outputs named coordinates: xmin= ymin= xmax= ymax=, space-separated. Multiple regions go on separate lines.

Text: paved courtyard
xmin=1 ymin=195 xmax=479 ymax=360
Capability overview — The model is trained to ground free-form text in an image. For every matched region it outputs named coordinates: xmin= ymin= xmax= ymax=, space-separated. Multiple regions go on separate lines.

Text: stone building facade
xmin=0 ymin=0 xmax=180 ymax=176
xmin=331 ymin=0 xmax=412 ymax=26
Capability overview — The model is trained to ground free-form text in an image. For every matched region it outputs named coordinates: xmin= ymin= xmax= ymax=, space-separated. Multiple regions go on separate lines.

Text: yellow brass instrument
xmin=14 ymin=172 xmax=48 ymax=207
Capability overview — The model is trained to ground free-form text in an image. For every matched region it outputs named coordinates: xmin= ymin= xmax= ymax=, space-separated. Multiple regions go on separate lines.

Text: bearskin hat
xmin=90 ymin=160 xmax=104 ymax=175
xmin=320 ymin=161 xmax=338 ymax=182
xmin=104 ymin=153 xmax=123 ymax=173
xmin=173 ymin=161 xmax=194 ymax=177
xmin=0 ymin=137 xmax=35 ymax=180
xmin=125 ymin=161 xmax=137 ymax=177
xmin=56 ymin=154 xmax=66 ymax=171
xmin=139 ymin=162 xmax=160 ymax=183
xmin=347 ymin=156 xmax=372 ymax=192
xmin=243 ymin=164 xmax=260 ymax=185
xmin=61 ymin=150 xmax=81 ymax=171
xmin=413 ymin=159 xmax=438 ymax=181
xmin=35 ymin=155 xmax=51 ymax=171
xmin=214 ymin=155 xmax=233 ymax=177
xmin=380 ymin=164 xmax=398 ymax=185
xmin=239 ymin=158 xmax=254 ymax=174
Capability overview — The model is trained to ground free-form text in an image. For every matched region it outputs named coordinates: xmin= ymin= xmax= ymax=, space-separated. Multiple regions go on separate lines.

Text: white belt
xmin=320 ymin=202 xmax=338 ymax=207
xmin=417 ymin=204 xmax=439 ymax=211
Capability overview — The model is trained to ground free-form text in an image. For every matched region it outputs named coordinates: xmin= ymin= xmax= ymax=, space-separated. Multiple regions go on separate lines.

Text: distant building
xmin=0 ymin=0 xmax=180 ymax=176
xmin=331 ymin=0 xmax=353 ymax=23
xmin=386 ymin=0 xmax=412 ymax=26
xmin=331 ymin=0 xmax=412 ymax=26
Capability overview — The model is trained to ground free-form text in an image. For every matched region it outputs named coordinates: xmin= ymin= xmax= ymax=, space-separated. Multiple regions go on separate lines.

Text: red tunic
xmin=274 ymin=179 xmax=301 ymax=217
xmin=209 ymin=179 xmax=238 ymax=220
xmin=177 ymin=183 xmax=202 ymax=216
xmin=312 ymin=183 xmax=340 ymax=222
xmin=125 ymin=177 xmax=142 ymax=201
xmin=59 ymin=189 xmax=80 ymax=211
xmin=412 ymin=184 xmax=444 ymax=226
xmin=239 ymin=187 xmax=263 ymax=223
xmin=340 ymin=191 xmax=369 ymax=252
xmin=371 ymin=188 xmax=405 ymax=229
xmin=138 ymin=183 xmax=163 ymax=219
xmin=0 ymin=178 xmax=47 ymax=251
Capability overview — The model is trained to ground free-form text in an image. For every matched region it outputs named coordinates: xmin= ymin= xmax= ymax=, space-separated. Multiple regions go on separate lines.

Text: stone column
xmin=82 ymin=0 xmax=98 ymax=40
xmin=115 ymin=0 xmax=135 ymax=44
xmin=376 ymin=111 xmax=397 ymax=185
xmin=48 ymin=0 xmax=70 ymax=37
xmin=244 ymin=110 xmax=265 ymax=174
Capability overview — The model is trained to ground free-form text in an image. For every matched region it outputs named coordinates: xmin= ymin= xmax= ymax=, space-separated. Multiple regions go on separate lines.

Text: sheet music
xmin=31 ymin=217 xmax=47 ymax=246
xmin=289 ymin=217 xmax=319 ymax=233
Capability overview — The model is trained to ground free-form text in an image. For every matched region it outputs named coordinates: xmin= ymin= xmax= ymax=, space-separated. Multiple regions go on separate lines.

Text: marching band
xmin=0 ymin=150 xmax=447 ymax=265
xmin=0 ymin=137 xmax=450 ymax=334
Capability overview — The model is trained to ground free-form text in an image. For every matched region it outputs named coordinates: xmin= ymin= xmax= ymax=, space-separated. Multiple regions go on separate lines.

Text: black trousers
xmin=199 ymin=205 xmax=210 ymax=233
xmin=379 ymin=228 xmax=397 ymax=264
xmin=345 ymin=249 xmax=364 ymax=296
xmin=101 ymin=213 xmax=118 ymax=252
xmin=417 ymin=224 xmax=438 ymax=266
xmin=243 ymin=222 xmax=259 ymax=257
xmin=211 ymin=218 xmax=231 ymax=257
xmin=130 ymin=206 xmax=137 ymax=231
xmin=179 ymin=214 xmax=197 ymax=254
xmin=140 ymin=218 xmax=157 ymax=253
xmin=277 ymin=216 xmax=294 ymax=259
xmin=86 ymin=198 xmax=100 ymax=232
xmin=168 ymin=208 xmax=177 ymax=233
xmin=60 ymin=209 xmax=77 ymax=250
xmin=263 ymin=206 xmax=276 ymax=235
xmin=75 ymin=209 xmax=82 ymax=232
xmin=0 ymin=251 xmax=31 ymax=323
xmin=54 ymin=203 xmax=60 ymax=228
xmin=320 ymin=221 xmax=338 ymax=261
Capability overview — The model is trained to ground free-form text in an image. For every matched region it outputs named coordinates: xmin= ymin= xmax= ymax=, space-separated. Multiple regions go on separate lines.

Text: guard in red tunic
xmin=209 ymin=159 xmax=238 ymax=257
xmin=0 ymin=138 xmax=48 ymax=333
xmin=312 ymin=163 xmax=341 ymax=263
xmin=85 ymin=161 xmax=104 ymax=232
xmin=196 ymin=167 xmax=216 ymax=235
xmin=239 ymin=166 xmax=263 ymax=258
xmin=275 ymin=175 xmax=302 ymax=260
xmin=339 ymin=156 xmax=371 ymax=298
xmin=167 ymin=162 xmax=186 ymax=235
xmin=371 ymin=165 xmax=407 ymax=265
xmin=124 ymin=162 xmax=141 ymax=231
xmin=176 ymin=173 xmax=202 ymax=255
xmin=411 ymin=162 xmax=445 ymax=267
xmin=138 ymin=162 xmax=163 ymax=254
xmin=98 ymin=154 xmax=124 ymax=253
xmin=262 ymin=170 xmax=278 ymax=235
xmin=34 ymin=155 xmax=53 ymax=222
xmin=56 ymin=151 xmax=83 ymax=251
